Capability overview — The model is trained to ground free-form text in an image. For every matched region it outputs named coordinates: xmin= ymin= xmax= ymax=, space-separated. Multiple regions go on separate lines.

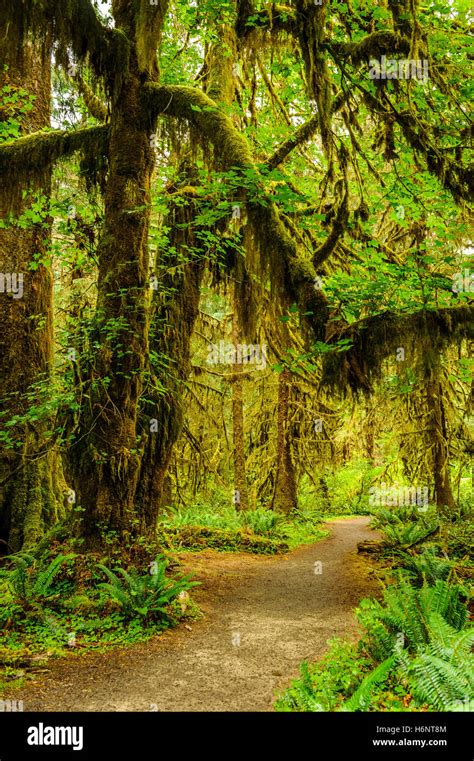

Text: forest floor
xmin=9 ymin=517 xmax=380 ymax=712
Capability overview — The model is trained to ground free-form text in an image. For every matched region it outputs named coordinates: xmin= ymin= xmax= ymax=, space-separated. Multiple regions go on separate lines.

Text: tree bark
xmin=426 ymin=378 xmax=456 ymax=510
xmin=66 ymin=2 xmax=168 ymax=542
xmin=272 ymin=368 xmax=297 ymax=513
xmin=0 ymin=21 xmax=65 ymax=552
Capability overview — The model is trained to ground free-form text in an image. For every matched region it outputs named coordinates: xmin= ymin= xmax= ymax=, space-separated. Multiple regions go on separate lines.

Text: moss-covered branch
xmin=143 ymin=83 xmax=328 ymax=339
xmin=73 ymin=75 xmax=108 ymax=122
xmin=0 ymin=125 xmax=109 ymax=184
xmin=313 ymin=190 xmax=349 ymax=268
xmin=327 ymin=31 xmax=411 ymax=66
xmin=265 ymin=115 xmax=319 ymax=171
xmin=322 ymin=306 xmax=474 ymax=393
xmin=143 ymin=84 xmax=255 ymax=166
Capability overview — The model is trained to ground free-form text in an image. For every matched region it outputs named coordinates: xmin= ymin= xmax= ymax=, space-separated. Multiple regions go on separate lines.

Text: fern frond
xmin=34 ymin=554 xmax=75 ymax=598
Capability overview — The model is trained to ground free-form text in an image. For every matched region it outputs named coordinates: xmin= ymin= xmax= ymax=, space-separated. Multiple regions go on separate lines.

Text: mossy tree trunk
xmin=426 ymin=377 xmax=456 ymax=510
xmin=0 ymin=20 xmax=65 ymax=553
xmin=66 ymin=1 xmax=168 ymax=542
xmin=231 ymin=304 xmax=249 ymax=512
xmin=136 ymin=178 xmax=205 ymax=532
xmin=272 ymin=368 xmax=297 ymax=514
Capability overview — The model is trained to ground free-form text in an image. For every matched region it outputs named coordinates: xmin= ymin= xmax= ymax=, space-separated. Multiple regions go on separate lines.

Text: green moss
xmin=322 ymin=306 xmax=474 ymax=393
xmin=330 ymin=31 xmax=410 ymax=66
xmin=135 ymin=0 xmax=168 ymax=75
xmin=158 ymin=525 xmax=289 ymax=554
xmin=0 ymin=125 xmax=109 ymax=209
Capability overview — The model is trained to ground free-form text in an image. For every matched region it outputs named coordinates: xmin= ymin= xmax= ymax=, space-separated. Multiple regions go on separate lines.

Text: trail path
xmin=14 ymin=517 xmax=379 ymax=712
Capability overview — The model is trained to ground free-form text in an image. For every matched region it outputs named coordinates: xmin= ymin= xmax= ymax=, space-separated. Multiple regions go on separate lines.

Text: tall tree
xmin=0 ymin=12 xmax=65 ymax=551
xmin=1 ymin=0 xmax=472 ymax=545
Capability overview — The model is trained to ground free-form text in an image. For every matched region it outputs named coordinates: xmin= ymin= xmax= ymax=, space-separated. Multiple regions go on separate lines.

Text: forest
xmin=0 ymin=0 xmax=473 ymax=724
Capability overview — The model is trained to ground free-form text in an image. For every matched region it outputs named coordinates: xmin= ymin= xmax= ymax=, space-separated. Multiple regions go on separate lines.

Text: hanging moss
xmin=394 ymin=110 xmax=473 ymax=204
xmin=143 ymin=82 xmax=329 ymax=342
xmin=1 ymin=0 xmax=110 ymax=76
xmin=135 ymin=0 xmax=168 ymax=76
xmin=1 ymin=1 xmax=130 ymax=100
xmin=235 ymin=1 xmax=296 ymax=41
xmin=0 ymin=125 xmax=109 ymax=209
xmin=321 ymin=306 xmax=474 ymax=394
xmin=293 ymin=0 xmax=332 ymax=160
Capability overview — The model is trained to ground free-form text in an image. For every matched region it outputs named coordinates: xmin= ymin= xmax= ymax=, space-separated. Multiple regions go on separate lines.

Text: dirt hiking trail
xmin=13 ymin=517 xmax=380 ymax=712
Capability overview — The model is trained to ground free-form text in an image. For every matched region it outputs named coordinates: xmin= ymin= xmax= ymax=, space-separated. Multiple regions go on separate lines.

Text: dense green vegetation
xmin=0 ymin=0 xmax=472 ymax=713
xmin=276 ymin=499 xmax=473 ymax=712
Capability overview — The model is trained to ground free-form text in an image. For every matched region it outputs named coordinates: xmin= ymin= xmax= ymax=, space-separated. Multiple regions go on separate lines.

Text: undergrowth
xmin=275 ymin=499 xmax=473 ymax=713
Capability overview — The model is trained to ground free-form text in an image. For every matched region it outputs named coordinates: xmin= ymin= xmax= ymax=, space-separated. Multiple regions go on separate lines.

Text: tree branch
xmin=72 ymin=75 xmax=108 ymax=122
xmin=143 ymin=83 xmax=329 ymax=339
xmin=322 ymin=306 xmax=474 ymax=393
xmin=327 ymin=31 xmax=411 ymax=66
xmin=265 ymin=115 xmax=319 ymax=171
xmin=0 ymin=125 xmax=109 ymax=180
xmin=312 ymin=190 xmax=349 ymax=268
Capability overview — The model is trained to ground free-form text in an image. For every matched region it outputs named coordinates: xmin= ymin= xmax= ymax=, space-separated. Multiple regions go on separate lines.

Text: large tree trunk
xmin=136 ymin=2 xmax=240 ymax=528
xmin=66 ymin=1 xmax=168 ymax=542
xmin=231 ymin=305 xmax=249 ymax=511
xmin=426 ymin=377 xmax=456 ymax=510
xmin=272 ymin=368 xmax=297 ymax=513
xmin=136 ymin=183 xmax=205 ymax=530
xmin=0 ymin=21 xmax=65 ymax=552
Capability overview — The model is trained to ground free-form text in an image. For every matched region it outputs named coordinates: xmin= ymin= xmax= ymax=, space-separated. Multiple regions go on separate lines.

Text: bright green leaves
xmin=0 ymin=79 xmax=35 ymax=143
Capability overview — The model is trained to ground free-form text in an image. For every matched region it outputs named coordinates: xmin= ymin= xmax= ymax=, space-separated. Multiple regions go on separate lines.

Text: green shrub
xmin=274 ymin=640 xmax=372 ymax=712
xmin=276 ymin=579 xmax=473 ymax=713
xmin=0 ymin=553 xmax=76 ymax=610
xmin=240 ymin=508 xmax=282 ymax=535
xmin=97 ymin=555 xmax=198 ymax=622
xmin=401 ymin=548 xmax=454 ymax=586
xmin=158 ymin=525 xmax=289 ymax=554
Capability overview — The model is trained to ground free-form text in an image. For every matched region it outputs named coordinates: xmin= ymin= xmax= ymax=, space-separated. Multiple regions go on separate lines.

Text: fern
xmin=359 ymin=578 xmax=468 ymax=656
xmin=402 ymin=648 xmax=474 ymax=710
xmin=419 ymin=580 xmax=467 ymax=631
xmin=1 ymin=553 xmax=75 ymax=607
xmin=383 ymin=522 xmax=439 ymax=549
xmin=402 ymin=549 xmax=453 ymax=586
xmin=289 ymin=662 xmax=326 ymax=712
xmin=281 ymin=577 xmax=472 ymax=714
xmin=98 ymin=555 xmax=199 ymax=621
xmin=339 ymin=656 xmax=396 ymax=711
xmin=379 ymin=579 xmax=430 ymax=649
xmin=33 ymin=554 xmax=75 ymax=598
